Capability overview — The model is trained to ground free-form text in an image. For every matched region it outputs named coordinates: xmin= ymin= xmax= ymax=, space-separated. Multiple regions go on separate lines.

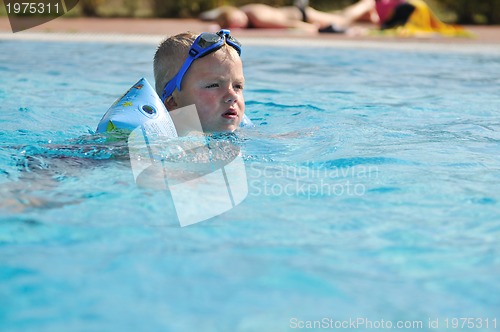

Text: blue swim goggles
xmin=161 ymin=29 xmax=242 ymax=102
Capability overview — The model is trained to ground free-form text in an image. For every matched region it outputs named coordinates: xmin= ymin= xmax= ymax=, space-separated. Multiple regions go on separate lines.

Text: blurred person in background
xmin=201 ymin=0 xmax=470 ymax=37
xmin=200 ymin=0 xmax=376 ymax=34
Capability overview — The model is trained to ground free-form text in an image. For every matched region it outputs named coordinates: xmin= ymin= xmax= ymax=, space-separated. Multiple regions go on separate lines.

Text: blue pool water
xmin=1 ymin=38 xmax=499 ymax=331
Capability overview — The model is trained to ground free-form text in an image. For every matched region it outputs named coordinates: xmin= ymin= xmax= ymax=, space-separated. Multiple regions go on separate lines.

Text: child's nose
xmin=223 ymin=88 xmax=238 ymax=103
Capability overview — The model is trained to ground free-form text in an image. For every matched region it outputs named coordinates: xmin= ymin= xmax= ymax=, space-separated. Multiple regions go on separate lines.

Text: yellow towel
xmin=376 ymin=0 xmax=473 ymax=37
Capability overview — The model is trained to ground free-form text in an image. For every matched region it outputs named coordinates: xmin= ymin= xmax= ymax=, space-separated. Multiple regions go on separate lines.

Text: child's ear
xmin=164 ymin=96 xmax=178 ymax=111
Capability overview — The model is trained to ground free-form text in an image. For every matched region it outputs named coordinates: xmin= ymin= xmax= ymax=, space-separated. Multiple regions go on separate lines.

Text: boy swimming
xmin=153 ymin=29 xmax=245 ymax=133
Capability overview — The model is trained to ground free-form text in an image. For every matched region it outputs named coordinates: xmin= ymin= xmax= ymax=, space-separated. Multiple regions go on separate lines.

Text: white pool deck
xmin=1 ymin=17 xmax=500 ymax=54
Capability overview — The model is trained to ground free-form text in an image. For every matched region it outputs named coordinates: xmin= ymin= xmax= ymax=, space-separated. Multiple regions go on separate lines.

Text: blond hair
xmin=153 ymin=32 xmax=197 ymax=98
xmin=153 ymin=31 xmax=241 ymax=99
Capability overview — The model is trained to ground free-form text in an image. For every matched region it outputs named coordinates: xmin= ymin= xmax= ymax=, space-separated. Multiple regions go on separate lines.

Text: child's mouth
xmin=222 ymin=109 xmax=238 ymax=119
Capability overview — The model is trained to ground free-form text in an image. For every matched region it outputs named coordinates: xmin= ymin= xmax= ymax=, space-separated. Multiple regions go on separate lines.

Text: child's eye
xmin=234 ymin=84 xmax=244 ymax=91
xmin=205 ymin=83 xmax=219 ymax=88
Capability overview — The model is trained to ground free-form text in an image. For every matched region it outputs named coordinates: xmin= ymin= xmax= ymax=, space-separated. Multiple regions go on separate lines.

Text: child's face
xmin=171 ymin=48 xmax=245 ymax=133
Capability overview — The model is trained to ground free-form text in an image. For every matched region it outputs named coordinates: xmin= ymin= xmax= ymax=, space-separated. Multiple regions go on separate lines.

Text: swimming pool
xmin=1 ymin=36 xmax=499 ymax=331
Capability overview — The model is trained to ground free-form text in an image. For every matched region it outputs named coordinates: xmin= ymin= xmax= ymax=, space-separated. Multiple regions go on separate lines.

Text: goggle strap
xmin=175 ymin=57 xmax=196 ymax=91
xmin=162 ymin=56 xmax=196 ymax=102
